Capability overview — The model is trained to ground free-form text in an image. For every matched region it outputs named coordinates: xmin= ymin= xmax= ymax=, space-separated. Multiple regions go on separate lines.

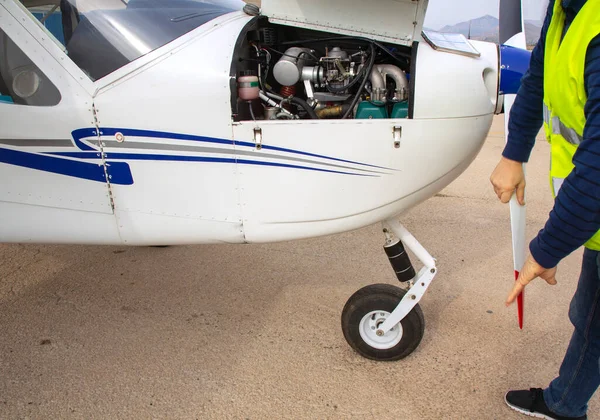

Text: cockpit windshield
xmin=18 ymin=0 xmax=243 ymax=80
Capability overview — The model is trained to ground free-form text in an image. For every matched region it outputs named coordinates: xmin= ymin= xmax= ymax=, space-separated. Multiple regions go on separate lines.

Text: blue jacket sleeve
xmin=530 ymin=35 xmax=600 ymax=268
xmin=501 ymin=1 xmax=554 ymax=163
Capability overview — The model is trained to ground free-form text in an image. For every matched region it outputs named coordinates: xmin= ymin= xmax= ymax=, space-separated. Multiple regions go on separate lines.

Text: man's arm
xmin=490 ymin=1 xmax=554 ymax=205
xmin=502 ymin=0 xmax=554 ymax=163
xmin=529 ymin=36 xmax=600 ymax=269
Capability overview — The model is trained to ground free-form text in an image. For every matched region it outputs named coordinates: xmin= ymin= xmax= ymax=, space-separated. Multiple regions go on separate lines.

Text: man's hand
xmin=490 ymin=157 xmax=526 ymax=205
xmin=506 ymin=254 xmax=558 ymax=306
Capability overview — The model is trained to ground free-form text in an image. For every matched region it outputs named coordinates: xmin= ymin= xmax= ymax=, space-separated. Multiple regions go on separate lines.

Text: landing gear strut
xmin=341 ymin=218 xmax=437 ymax=361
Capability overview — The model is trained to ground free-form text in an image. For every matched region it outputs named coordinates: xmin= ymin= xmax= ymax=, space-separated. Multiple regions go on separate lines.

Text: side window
xmin=16 ymin=0 xmax=239 ymax=81
xmin=30 ymin=5 xmax=68 ymax=47
xmin=0 ymin=29 xmax=61 ymax=106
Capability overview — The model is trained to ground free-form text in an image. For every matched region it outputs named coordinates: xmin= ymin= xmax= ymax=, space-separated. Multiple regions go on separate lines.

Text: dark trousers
xmin=544 ymin=248 xmax=600 ymax=417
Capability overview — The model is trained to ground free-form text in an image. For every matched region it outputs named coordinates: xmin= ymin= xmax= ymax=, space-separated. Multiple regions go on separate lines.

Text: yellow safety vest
xmin=543 ymin=0 xmax=600 ymax=250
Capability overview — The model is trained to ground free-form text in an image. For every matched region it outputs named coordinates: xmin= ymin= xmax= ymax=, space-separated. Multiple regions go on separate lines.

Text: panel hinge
xmin=393 ymin=126 xmax=402 ymax=148
xmin=253 ymin=127 xmax=262 ymax=150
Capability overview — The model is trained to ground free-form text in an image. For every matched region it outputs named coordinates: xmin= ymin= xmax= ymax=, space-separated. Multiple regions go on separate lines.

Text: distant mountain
xmin=440 ymin=15 xmax=498 ymax=39
xmin=436 ymin=15 xmax=541 ymax=46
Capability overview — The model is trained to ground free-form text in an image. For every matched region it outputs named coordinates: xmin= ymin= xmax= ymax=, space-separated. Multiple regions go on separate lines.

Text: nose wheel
xmin=341 ymin=284 xmax=424 ymax=361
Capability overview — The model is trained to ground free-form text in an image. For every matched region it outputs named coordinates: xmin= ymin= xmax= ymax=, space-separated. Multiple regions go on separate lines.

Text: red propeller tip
xmin=514 ymin=270 xmax=524 ymax=329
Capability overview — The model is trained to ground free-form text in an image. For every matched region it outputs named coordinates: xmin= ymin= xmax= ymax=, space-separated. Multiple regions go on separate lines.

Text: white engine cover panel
xmin=234 ymin=114 xmax=492 ymax=243
xmin=413 ymin=40 xmax=499 ymax=119
xmin=261 ymin=0 xmax=428 ymax=46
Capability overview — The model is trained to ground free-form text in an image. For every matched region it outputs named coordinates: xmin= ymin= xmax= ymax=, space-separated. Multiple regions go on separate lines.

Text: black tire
xmin=341 ymin=283 xmax=425 ymax=361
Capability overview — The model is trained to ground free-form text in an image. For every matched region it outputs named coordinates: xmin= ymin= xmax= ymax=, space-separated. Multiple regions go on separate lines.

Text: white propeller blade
xmin=499 ymin=0 xmax=528 ymax=328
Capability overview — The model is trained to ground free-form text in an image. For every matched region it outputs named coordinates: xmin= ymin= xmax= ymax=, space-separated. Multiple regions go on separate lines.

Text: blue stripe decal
xmin=0 ymin=147 xmax=134 ymax=185
xmin=89 ymin=128 xmax=391 ymax=170
xmin=71 ymin=128 xmax=99 ymax=151
xmin=99 ymin=128 xmax=234 ymax=147
xmin=233 ymin=158 xmax=373 ymax=176
xmin=105 ymin=161 xmax=134 ymax=185
xmin=47 ymin=152 xmax=104 ymax=159
xmin=47 ymin=152 xmax=375 ymax=177
xmin=236 ymin=141 xmax=391 ymax=170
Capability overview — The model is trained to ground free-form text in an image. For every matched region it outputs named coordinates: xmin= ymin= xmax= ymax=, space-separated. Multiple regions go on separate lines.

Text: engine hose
xmin=265 ymin=89 xmax=317 ymax=119
xmin=290 ymin=96 xmax=318 ymax=119
xmin=343 ymin=43 xmax=376 ymax=119
xmin=265 ymin=90 xmax=284 ymax=101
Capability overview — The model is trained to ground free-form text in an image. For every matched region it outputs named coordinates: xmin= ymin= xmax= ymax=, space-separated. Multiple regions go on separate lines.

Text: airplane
xmin=0 ymin=0 xmax=532 ymax=361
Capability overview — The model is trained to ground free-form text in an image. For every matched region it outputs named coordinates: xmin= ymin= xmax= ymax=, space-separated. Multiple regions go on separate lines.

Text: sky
xmin=424 ymin=0 xmax=549 ymax=29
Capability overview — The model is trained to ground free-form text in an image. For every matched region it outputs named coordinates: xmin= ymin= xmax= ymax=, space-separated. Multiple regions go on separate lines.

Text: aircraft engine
xmin=230 ymin=16 xmax=502 ymax=124
xmin=231 ymin=22 xmax=414 ymax=121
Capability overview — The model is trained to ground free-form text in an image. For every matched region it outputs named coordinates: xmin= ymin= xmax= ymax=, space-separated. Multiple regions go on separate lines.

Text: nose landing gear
xmin=341 ymin=218 xmax=437 ymax=361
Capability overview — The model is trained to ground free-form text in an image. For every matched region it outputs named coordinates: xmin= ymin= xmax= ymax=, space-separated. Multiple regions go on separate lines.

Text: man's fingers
xmin=541 ymin=266 xmax=558 ymax=285
xmin=505 ymin=255 xmax=558 ymax=307
xmin=506 ymin=282 xmax=525 ymax=306
xmin=506 ymin=269 xmax=533 ymax=306
xmin=500 ymin=190 xmax=513 ymax=203
xmin=516 ymin=183 xmax=526 ymax=206
xmin=493 ymin=187 xmax=502 ymax=201
xmin=490 ymin=158 xmax=525 ymax=205
xmin=543 ymin=274 xmax=558 ymax=285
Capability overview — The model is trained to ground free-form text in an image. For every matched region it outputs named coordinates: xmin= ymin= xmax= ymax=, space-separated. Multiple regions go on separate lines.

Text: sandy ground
xmin=0 ymin=115 xmax=598 ymax=419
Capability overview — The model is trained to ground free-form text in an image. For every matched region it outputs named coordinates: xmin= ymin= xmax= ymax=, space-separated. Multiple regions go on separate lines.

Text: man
xmin=490 ymin=0 xmax=600 ymax=419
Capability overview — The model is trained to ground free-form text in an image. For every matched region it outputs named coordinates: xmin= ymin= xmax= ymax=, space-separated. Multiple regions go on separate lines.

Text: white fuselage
xmin=0 ymin=3 xmax=498 ymax=245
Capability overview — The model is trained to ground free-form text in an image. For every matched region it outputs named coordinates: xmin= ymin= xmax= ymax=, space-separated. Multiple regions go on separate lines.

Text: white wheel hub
xmin=358 ymin=310 xmax=403 ymax=350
